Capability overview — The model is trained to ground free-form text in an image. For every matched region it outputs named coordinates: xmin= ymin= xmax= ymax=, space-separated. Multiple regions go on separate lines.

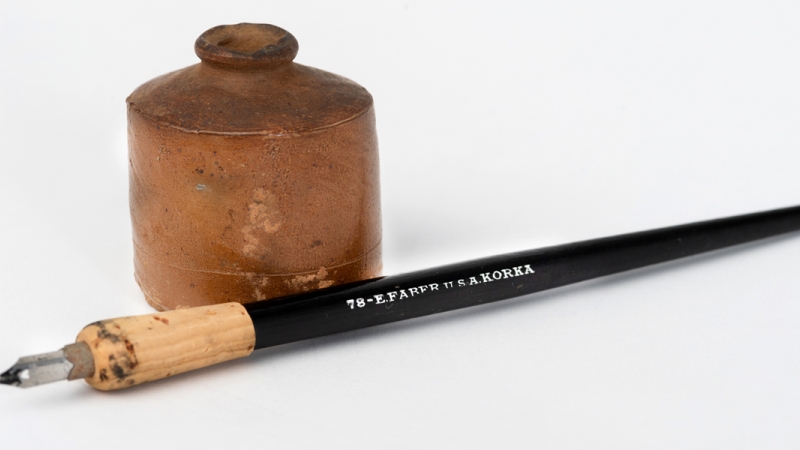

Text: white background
xmin=1 ymin=1 xmax=799 ymax=448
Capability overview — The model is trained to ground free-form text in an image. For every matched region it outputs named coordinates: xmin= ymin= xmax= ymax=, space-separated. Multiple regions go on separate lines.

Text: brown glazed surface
xmin=128 ymin=24 xmax=381 ymax=310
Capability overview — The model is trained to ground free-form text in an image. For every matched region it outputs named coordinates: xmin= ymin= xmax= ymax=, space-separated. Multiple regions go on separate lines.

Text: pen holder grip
xmin=76 ymin=303 xmax=255 ymax=391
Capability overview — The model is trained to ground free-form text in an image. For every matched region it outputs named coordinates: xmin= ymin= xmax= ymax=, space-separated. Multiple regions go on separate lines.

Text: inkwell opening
xmin=194 ymin=23 xmax=299 ymax=70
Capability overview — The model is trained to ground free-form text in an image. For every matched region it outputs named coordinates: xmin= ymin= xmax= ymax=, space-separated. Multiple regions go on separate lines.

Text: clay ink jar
xmin=127 ymin=23 xmax=381 ymax=310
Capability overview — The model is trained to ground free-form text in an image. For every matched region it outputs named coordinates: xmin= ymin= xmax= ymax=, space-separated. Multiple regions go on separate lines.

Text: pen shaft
xmin=245 ymin=204 xmax=800 ymax=349
xmin=7 ymin=204 xmax=800 ymax=391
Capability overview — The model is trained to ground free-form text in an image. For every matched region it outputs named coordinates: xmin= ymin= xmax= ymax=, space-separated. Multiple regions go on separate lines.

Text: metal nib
xmin=1 ymin=349 xmax=74 ymax=388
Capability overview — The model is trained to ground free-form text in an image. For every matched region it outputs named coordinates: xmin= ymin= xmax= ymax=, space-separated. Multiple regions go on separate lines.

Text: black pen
xmin=3 ymin=204 xmax=800 ymax=391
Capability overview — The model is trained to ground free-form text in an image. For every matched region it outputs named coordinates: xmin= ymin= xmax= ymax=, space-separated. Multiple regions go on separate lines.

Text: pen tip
xmin=1 ymin=348 xmax=75 ymax=388
xmin=1 ymin=366 xmax=21 ymax=387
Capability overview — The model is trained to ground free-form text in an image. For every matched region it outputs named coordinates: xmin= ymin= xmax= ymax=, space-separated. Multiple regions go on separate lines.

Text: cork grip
xmin=76 ymin=303 xmax=255 ymax=391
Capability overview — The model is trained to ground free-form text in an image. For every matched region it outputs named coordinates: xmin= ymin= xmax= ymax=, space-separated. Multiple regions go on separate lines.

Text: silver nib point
xmin=1 ymin=349 xmax=74 ymax=388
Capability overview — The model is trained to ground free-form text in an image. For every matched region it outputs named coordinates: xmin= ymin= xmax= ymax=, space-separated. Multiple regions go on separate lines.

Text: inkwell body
xmin=127 ymin=24 xmax=381 ymax=310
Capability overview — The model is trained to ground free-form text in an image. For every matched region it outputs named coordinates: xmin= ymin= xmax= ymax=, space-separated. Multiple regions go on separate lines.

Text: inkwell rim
xmin=194 ymin=23 xmax=299 ymax=70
